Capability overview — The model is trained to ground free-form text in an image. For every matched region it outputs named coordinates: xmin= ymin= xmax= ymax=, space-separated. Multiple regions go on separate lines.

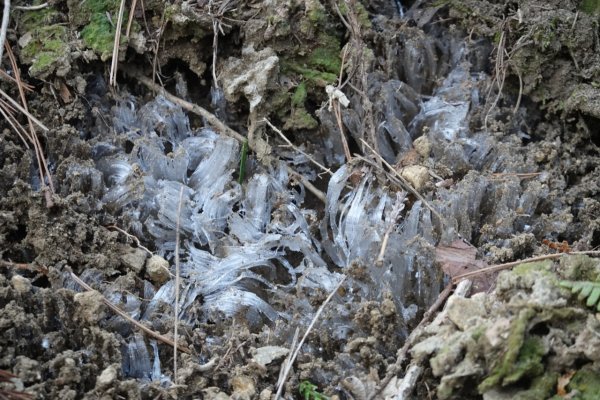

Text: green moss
xmin=285 ymin=108 xmax=319 ymax=130
xmin=283 ymin=63 xmax=338 ymax=87
xmin=471 ymin=325 xmax=485 ymax=341
xmin=19 ymin=24 xmax=69 ymax=77
xmin=566 ymin=366 xmax=600 ymax=399
xmin=503 ymin=336 xmax=545 ymax=384
xmin=19 ymin=6 xmax=62 ymax=31
xmin=478 ymin=308 xmax=536 ymax=392
xmin=560 ymin=255 xmax=600 ymax=282
xmin=513 ymin=260 xmax=554 ymax=275
xmin=291 ymin=83 xmax=308 ymax=107
xmin=580 ymin=0 xmax=600 ymax=15
xmin=81 ymin=14 xmax=116 ymax=61
xmin=512 ymin=373 xmax=559 ymax=400
xmin=308 ymin=33 xmax=342 ymax=74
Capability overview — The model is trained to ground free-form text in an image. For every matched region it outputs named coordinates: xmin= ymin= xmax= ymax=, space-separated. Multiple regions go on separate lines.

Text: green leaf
xmin=587 ymin=287 xmax=600 ymax=308
xmin=561 ymin=280 xmax=600 ymax=311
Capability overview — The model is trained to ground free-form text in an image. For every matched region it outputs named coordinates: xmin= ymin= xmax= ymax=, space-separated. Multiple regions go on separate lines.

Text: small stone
xmin=413 ymin=135 xmax=432 ymax=158
xmin=74 ymin=290 xmax=106 ymax=324
xmin=203 ymin=387 xmax=231 ymax=400
xmin=381 ymin=298 xmax=396 ymax=317
xmin=259 ymin=388 xmax=272 ymax=400
xmin=145 ymin=255 xmax=170 ymax=284
xmin=446 ymin=295 xmax=486 ymax=331
xmin=251 ymin=346 xmax=289 ymax=367
xmin=231 ymin=375 xmax=256 ymax=400
xmin=11 ymin=275 xmax=31 ymax=293
xmin=96 ymin=365 xmax=117 ymax=388
xmin=400 ymin=165 xmax=430 ymax=191
xmin=120 ymin=246 xmax=148 ymax=274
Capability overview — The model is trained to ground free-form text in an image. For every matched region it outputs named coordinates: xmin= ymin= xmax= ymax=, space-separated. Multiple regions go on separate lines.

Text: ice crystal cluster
xmin=80 ymin=37 xmax=552 ymax=380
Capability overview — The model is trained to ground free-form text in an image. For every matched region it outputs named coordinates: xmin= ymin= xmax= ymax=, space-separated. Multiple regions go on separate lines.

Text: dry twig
xmin=263 ymin=118 xmax=332 ymax=176
xmin=105 ymin=224 xmax=154 ymax=257
xmin=70 ymin=272 xmax=191 ymax=354
xmin=452 ymin=250 xmax=600 ymax=283
xmin=125 ymin=0 xmax=139 ymax=38
xmin=13 ymin=2 xmax=48 ymax=11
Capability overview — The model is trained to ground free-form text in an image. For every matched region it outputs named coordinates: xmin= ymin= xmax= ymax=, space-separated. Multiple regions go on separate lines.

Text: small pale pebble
xmin=11 ymin=275 xmax=31 ymax=293
xmin=400 ymin=165 xmax=430 ymax=191
xmin=145 ymin=255 xmax=170 ymax=284
xmin=96 ymin=365 xmax=117 ymax=388
xmin=413 ymin=135 xmax=432 ymax=158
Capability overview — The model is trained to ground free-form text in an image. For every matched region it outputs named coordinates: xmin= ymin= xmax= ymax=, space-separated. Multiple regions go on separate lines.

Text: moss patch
xmin=479 ymin=308 xmax=537 ymax=392
xmin=580 ymin=0 xmax=600 ymax=15
xmin=68 ymin=0 xmax=123 ymax=60
xmin=19 ymin=24 xmax=69 ymax=78
xmin=81 ymin=14 xmax=116 ymax=61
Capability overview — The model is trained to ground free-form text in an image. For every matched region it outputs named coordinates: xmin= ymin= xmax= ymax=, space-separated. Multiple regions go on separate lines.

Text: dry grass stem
xmin=208 ymin=0 xmax=236 ymax=89
xmin=105 ymin=225 xmax=154 ymax=257
xmin=452 ymin=250 xmax=600 ymax=283
xmin=70 ymin=272 xmax=191 ymax=354
xmin=0 ymin=0 xmax=9 ymax=63
xmin=0 ymin=87 xmax=48 ymax=131
xmin=263 ymin=118 xmax=332 ymax=176
xmin=0 ymin=69 xmax=34 ymax=91
xmin=109 ymin=0 xmax=127 ymax=86
xmin=375 ymin=193 xmax=405 ymax=267
xmin=173 ymin=185 xmax=184 ymax=384
xmin=4 ymin=44 xmax=54 ymax=206
xmin=13 ymin=2 xmax=48 ymax=11
xmin=275 ymin=275 xmax=346 ymax=399
xmin=126 ymin=0 xmax=139 ymax=38
xmin=124 ymin=67 xmax=328 ymax=203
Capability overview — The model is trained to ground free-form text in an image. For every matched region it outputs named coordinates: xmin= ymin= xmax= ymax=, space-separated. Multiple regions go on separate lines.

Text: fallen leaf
xmin=435 ymin=239 xmax=493 ymax=293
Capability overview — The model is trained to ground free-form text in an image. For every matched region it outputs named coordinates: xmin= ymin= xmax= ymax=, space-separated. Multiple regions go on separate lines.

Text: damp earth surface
xmin=1 ymin=0 xmax=600 ymax=399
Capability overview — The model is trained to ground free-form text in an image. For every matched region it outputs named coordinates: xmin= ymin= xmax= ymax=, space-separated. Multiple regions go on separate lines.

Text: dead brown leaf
xmin=435 ymin=239 xmax=493 ymax=293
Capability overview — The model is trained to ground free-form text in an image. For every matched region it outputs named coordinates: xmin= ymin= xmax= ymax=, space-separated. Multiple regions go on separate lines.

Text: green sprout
xmin=238 ymin=139 xmax=249 ymax=184
xmin=299 ymin=380 xmax=329 ymax=400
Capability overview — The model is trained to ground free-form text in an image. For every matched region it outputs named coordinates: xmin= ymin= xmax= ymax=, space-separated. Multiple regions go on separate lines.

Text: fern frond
xmin=560 ymin=280 xmax=600 ymax=311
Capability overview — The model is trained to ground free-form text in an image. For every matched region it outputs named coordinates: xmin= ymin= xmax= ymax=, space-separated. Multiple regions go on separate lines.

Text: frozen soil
xmin=1 ymin=0 xmax=600 ymax=399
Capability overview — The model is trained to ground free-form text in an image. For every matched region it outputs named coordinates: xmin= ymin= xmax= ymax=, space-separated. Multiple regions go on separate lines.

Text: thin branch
xmin=0 ymin=101 xmax=30 ymax=148
xmin=105 ymin=225 xmax=154 ymax=256
xmin=70 ymin=272 xmax=191 ymax=354
xmin=376 ymin=192 xmax=405 ymax=267
xmin=275 ymin=275 xmax=346 ymax=399
xmin=452 ymin=250 xmax=600 ymax=283
xmin=263 ymin=118 xmax=332 ymax=176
